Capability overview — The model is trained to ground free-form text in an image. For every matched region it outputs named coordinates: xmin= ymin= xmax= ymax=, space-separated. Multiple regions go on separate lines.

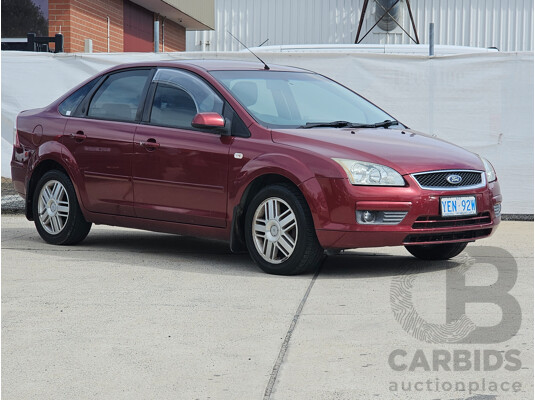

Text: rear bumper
xmin=10 ymin=159 xmax=27 ymax=197
xmin=306 ymin=176 xmax=501 ymax=250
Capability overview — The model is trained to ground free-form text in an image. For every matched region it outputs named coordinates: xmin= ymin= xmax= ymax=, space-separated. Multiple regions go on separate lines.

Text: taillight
xmin=13 ymin=118 xmax=20 ymax=147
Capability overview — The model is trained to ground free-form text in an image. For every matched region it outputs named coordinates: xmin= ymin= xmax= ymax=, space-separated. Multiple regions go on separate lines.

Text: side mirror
xmin=191 ymin=112 xmax=227 ymax=132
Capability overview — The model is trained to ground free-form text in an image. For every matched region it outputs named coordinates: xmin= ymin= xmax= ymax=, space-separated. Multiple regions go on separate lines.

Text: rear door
xmin=62 ymin=68 xmax=152 ymax=216
xmin=132 ymin=68 xmax=231 ymax=227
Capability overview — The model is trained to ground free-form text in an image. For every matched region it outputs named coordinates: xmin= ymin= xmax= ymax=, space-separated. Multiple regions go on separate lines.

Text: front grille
xmin=412 ymin=170 xmax=484 ymax=189
xmin=404 ymin=228 xmax=492 ymax=244
xmin=412 ymin=212 xmax=491 ymax=229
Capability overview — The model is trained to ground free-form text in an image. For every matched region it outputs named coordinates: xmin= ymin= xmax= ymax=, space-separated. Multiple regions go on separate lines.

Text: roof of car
xmin=109 ymin=59 xmax=309 ymax=73
xmin=162 ymin=59 xmax=307 ymax=72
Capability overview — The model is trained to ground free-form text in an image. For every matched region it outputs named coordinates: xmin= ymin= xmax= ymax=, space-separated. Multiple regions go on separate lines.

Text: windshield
xmin=210 ymin=70 xmax=396 ymax=129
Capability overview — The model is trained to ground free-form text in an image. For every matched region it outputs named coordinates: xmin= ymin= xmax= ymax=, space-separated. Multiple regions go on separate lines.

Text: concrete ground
xmin=2 ymin=215 xmax=533 ymax=400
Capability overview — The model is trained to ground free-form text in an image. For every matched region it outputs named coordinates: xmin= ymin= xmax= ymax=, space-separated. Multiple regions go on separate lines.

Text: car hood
xmin=271 ymin=128 xmax=484 ymax=175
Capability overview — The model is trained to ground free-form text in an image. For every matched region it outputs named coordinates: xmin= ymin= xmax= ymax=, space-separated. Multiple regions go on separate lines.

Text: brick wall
xmin=71 ymin=0 xmax=123 ymax=52
xmin=50 ymin=0 xmax=186 ymax=53
xmin=48 ymin=0 xmax=72 ymax=52
xmin=158 ymin=17 xmax=186 ymax=52
xmin=49 ymin=0 xmax=123 ymax=52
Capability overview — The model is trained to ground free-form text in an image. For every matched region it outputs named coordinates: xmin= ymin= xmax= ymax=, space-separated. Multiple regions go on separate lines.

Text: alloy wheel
xmin=37 ymin=180 xmax=70 ymax=235
xmin=252 ymin=197 xmax=298 ymax=264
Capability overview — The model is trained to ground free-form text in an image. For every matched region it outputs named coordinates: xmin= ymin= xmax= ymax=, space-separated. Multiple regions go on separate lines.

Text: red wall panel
xmin=123 ymin=0 xmax=153 ymax=52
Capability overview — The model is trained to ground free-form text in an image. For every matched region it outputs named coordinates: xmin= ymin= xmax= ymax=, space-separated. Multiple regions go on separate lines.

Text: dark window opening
xmin=88 ymin=70 xmax=150 ymax=122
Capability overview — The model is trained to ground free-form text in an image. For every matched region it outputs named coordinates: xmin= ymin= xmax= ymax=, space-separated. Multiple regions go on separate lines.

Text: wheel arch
xmin=26 ymin=155 xmax=83 ymax=221
xmin=230 ymin=173 xmax=322 ymax=253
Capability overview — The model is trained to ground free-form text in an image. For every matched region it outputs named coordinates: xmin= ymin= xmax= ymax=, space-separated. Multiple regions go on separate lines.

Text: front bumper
xmin=306 ymin=176 xmax=501 ymax=250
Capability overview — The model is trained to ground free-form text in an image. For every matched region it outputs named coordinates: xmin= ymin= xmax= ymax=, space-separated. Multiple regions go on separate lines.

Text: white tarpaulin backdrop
xmin=1 ymin=50 xmax=533 ymax=214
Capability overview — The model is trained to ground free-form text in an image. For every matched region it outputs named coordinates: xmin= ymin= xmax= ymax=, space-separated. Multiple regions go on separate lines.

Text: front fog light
xmin=494 ymin=203 xmax=501 ymax=217
xmin=362 ymin=211 xmax=376 ymax=223
xmin=356 ymin=210 xmax=408 ymax=225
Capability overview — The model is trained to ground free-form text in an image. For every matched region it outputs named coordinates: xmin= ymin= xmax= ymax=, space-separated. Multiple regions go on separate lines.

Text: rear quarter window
xmin=58 ymin=78 xmax=99 ymax=116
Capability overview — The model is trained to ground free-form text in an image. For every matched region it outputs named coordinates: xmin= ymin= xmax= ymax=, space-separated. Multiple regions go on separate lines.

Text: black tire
xmin=405 ymin=242 xmax=468 ymax=260
xmin=244 ymin=183 xmax=324 ymax=275
xmin=32 ymin=170 xmax=91 ymax=245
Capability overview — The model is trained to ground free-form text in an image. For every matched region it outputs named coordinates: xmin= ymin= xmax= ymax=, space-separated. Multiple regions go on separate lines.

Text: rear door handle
xmin=139 ymin=139 xmax=160 ymax=149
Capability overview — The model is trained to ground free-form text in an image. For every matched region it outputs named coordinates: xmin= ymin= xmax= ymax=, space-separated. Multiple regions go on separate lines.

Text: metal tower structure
xmin=355 ymin=0 xmax=420 ymax=44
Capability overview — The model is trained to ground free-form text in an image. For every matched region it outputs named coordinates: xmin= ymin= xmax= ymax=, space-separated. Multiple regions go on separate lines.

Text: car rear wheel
xmin=33 ymin=170 xmax=91 ymax=245
xmin=405 ymin=242 xmax=468 ymax=260
xmin=244 ymin=184 xmax=323 ymax=275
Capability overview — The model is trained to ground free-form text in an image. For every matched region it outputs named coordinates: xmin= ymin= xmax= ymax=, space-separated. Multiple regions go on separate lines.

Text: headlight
xmin=480 ymin=157 xmax=497 ymax=182
xmin=333 ymin=158 xmax=405 ymax=186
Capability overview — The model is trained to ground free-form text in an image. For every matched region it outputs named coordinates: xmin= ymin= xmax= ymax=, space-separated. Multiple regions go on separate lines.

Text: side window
xmin=150 ymin=84 xmax=198 ymax=129
xmin=149 ymin=68 xmax=223 ymax=130
xmin=58 ymin=78 xmax=99 ymax=116
xmin=88 ymin=69 xmax=150 ymax=122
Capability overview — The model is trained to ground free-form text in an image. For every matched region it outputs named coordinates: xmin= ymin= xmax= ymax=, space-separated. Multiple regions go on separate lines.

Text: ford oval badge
xmin=446 ymin=174 xmax=463 ymax=184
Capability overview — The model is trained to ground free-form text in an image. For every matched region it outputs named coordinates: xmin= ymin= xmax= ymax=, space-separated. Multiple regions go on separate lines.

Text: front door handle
xmin=70 ymin=131 xmax=87 ymax=142
xmin=139 ymin=139 xmax=160 ymax=150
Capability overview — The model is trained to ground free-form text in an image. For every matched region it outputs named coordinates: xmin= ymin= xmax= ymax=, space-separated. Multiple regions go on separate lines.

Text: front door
xmin=132 ymin=68 xmax=230 ymax=227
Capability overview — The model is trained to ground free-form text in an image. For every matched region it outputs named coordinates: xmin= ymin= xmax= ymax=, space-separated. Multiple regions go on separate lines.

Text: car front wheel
xmin=33 ymin=170 xmax=92 ymax=245
xmin=244 ymin=184 xmax=323 ymax=275
xmin=405 ymin=242 xmax=468 ymax=260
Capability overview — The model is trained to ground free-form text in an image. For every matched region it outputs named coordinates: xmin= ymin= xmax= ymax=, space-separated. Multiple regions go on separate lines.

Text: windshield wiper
xmin=300 ymin=120 xmax=399 ymax=129
xmin=347 ymin=120 xmax=400 ymax=129
xmin=300 ymin=121 xmax=354 ymax=129
xmin=371 ymin=120 xmax=399 ymax=128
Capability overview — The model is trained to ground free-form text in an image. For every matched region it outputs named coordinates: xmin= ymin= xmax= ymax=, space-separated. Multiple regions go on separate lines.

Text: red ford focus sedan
xmin=11 ymin=60 xmax=501 ymax=275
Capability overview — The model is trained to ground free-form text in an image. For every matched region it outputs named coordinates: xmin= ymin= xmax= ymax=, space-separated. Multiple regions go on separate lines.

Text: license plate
xmin=440 ymin=196 xmax=477 ymax=217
